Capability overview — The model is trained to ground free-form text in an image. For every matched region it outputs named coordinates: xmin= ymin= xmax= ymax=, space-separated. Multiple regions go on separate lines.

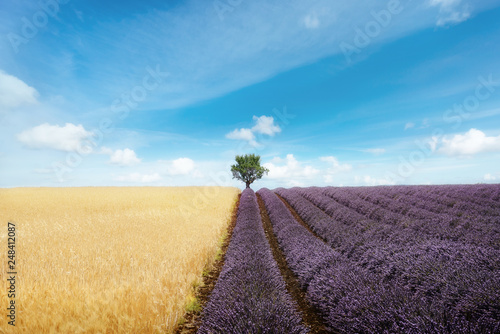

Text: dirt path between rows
xmin=275 ymin=193 xmax=331 ymax=247
xmin=257 ymin=193 xmax=330 ymax=334
xmin=174 ymin=194 xmax=240 ymax=334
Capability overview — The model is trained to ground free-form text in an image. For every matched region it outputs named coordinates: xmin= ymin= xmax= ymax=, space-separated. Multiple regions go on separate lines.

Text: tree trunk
xmin=246 ymin=182 xmax=250 ymax=189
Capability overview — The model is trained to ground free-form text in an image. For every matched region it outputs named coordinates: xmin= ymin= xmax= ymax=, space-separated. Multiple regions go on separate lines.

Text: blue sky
xmin=1 ymin=0 xmax=500 ymax=189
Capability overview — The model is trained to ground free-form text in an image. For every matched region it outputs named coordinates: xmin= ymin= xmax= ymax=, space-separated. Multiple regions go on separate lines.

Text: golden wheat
xmin=0 ymin=186 xmax=240 ymax=333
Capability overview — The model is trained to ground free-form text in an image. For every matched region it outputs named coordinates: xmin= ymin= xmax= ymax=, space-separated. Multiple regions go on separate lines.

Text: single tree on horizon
xmin=231 ymin=154 xmax=269 ymax=189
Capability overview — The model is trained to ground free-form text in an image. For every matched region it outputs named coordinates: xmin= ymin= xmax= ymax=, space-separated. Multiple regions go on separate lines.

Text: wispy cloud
xmin=484 ymin=173 xmax=497 ymax=181
xmin=0 ymin=70 xmax=38 ymax=111
xmin=320 ymin=156 xmax=352 ymax=183
xmin=9 ymin=0 xmax=484 ymax=112
xmin=355 ymin=175 xmax=396 ymax=186
xmin=114 ymin=173 xmax=161 ymax=183
xmin=428 ymin=0 xmax=471 ymax=26
xmin=303 ymin=13 xmax=320 ymax=29
xmin=361 ymin=148 xmax=386 ymax=155
xmin=404 ymin=122 xmax=415 ymax=130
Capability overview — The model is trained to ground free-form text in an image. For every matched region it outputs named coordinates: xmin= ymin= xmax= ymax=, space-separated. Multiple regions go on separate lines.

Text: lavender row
xmin=291 ymin=188 xmax=435 ymax=250
xmin=321 ymin=186 xmax=414 ymax=225
xmin=406 ymin=185 xmax=500 ymax=217
xmin=279 ymin=186 xmax=499 ymax=258
xmin=294 ymin=187 xmax=372 ymax=226
xmin=379 ymin=185 xmax=500 ymax=216
xmin=258 ymin=189 xmax=435 ymax=332
xmin=198 ymin=189 xmax=308 ymax=334
xmin=274 ymin=187 xmax=418 ymax=254
xmin=427 ymin=185 xmax=500 ymax=212
xmin=263 ymin=187 xmax=500 ymax=332
xmin=423 ymin=184 xmax=500 ymax=203
xmin=257 ymin=188 xmax=340 ymax=288
xmin=274 ymin=187 xmax=346 ymax=247
xmin=342 ymin=186 xmax=500 ymax=248
xmin=350 ymin=185 xmax=500 ymax=226
xmin=320 ymin=187 xmax=500 ymax=248
xmin=378 ymin=185 xmax=479 ymax=217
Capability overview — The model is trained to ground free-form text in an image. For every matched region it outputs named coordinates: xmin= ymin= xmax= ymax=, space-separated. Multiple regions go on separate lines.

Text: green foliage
xmin=186 ymin=296 xmax=202 ymax=313
xmin=230 ymin=154 xmax=269 ymax=188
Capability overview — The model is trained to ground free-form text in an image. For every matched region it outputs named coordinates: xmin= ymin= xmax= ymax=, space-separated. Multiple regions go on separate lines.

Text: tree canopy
xmin=231 ymin=154 xmax=269 ymax=189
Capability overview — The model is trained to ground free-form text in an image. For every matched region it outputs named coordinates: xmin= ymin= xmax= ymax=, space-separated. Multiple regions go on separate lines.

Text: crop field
xmin=1 ymin=184 xmax=498 ymax=333
xmin=199 ymin=185 xmax=500 ymax=333
xmin=0 ymin=187 xmax=239 ymax=333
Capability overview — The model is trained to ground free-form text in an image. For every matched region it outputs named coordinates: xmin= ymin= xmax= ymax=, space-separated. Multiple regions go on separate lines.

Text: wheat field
xmin=0 ymin=187 xmax=240 ymax=333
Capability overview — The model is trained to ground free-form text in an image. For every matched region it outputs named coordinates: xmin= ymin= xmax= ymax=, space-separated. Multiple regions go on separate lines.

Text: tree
xmin=231 ymin=154 xmax=269 ymax=189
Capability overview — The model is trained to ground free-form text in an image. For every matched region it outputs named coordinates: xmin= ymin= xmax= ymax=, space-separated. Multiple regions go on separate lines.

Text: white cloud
xmin=429 ymin=0 xmax=461 ymax=8
xmin=226 ymin=115 xmax=281 ymax=147
xmin=109 ymin=148 xmax=141 ymax=166
xmin=303 ymin=14 xmax=320 ymax=29
xmin=355 ymin=175 xmax=396 ymax=186
xmin=0 ymin=70 xmax=39 ymax=110
xmin=405 ymin=122 xmax=415 ymax=130
xmin=320 ymin=156 xmax=352 ymax=172
xmin=264 ymin=154 xmax=319 ymax=179
xmin=251 ymin=116 xmax=281 ymax=136
xmin=167 ymin=157 xmax=195 ymax=175
xmin=320 ymin=156 xmax=352 ymax=184
xmin=114 ymin=173 xmax=162 ymax=183
xmin=439 ymin=128 xmax=500 ymax=156
xmin=428 ymin=0 xmax=471 ymax=26
xmin=429 ymin=136 xmax=439 ymax=152
xmin=436 ymin=10 xmax=470 ymax=26
xmin=17 ymin=123 xmax=94 ymax=152
xmin=484 ymin=173 xmax=496 ymax=181
xmin=226 ymin=128 xmax=255 ymax=141
xmin=362 ymin=148 xmax=386 ymax=155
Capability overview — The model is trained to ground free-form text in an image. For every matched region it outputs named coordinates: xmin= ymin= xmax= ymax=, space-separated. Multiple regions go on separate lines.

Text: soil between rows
xmin=275 ymin=193 xmax=331 ymax=247
xmin=174 ymin=194 xmax=241 ymax=334
xmin=256 ymin=194 xmax=330 ymax=334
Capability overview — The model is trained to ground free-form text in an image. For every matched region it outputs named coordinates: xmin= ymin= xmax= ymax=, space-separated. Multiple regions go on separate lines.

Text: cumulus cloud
xmin=226 ymin=115 xmax=281 ymax=147
xmin=17 ymin=123 xmax=94 ymax=152
xmin=355 ymin=175 xmax=396 ymax=186
xmin=0 ymin=70 xmax=39 ymax=111
xmin=114 ymin=173 xmax=161 ymax=183
xmin=226 ymin=128 xmax=258 ymax=147
xmin=251 ymin=115 xmax=281 ymax=136
xmin=264 ymin=154 xmax=319 ymax=179
xmin=109 ymin=148 xmax=141 ymax=166
xmin=166 ymin=157 xmax=196 ymax=175
xmin=439 ymin=128 xmax=500 ymax=156
xmin=428 ymin=0 xmax=471 ymax=26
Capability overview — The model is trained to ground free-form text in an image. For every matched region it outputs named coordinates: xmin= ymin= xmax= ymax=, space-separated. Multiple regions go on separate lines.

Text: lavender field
xmin=198 ymin=184 xmax=500 ymax=333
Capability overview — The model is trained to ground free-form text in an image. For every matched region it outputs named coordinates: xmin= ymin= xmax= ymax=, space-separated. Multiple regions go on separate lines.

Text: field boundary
xmin=174 ymin=194 xmax=241 ymax=334
xmin=256 ymin=194 xmax=329 ymax=334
